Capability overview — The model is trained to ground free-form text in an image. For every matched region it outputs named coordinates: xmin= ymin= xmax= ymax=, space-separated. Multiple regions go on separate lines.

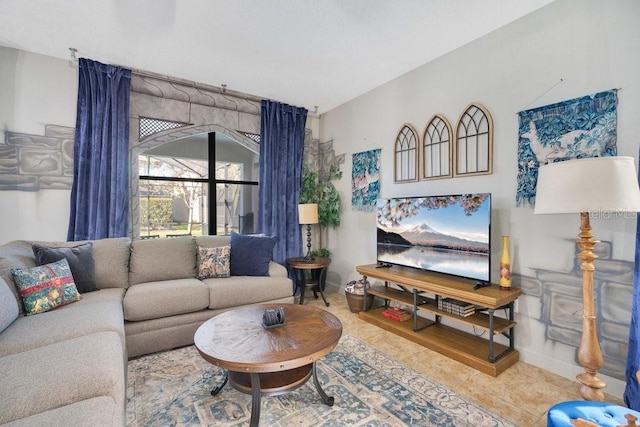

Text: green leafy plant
xmin=311 ymin=248 xmax=331 ymax=258
xmin=300 ymin=166 xmax=342 ymax=250
xmin=140 ymin=197 xmax=172 ymax=230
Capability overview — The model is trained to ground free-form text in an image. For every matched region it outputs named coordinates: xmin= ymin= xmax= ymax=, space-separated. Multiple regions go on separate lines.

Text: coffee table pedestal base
xmin=213 ymin=361 xmax=334 ymax=427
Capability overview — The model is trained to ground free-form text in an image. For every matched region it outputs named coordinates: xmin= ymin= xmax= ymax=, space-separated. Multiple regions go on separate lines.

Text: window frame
xmin=137 ymin=132 xmax=259 ymax=237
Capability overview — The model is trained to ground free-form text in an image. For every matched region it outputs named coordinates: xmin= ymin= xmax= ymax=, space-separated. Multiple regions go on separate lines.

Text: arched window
xmin=455 ymin=104 xmax=493 ymax=176
xmin=394 ymin=124 xmax=418 ymax=182
xmin=422 ymin=115 xmax=453 ymax=179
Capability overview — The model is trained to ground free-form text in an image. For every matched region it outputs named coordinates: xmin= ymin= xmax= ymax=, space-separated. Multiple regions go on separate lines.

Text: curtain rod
xmin=129 ymin=68 xmax=264 ymax=103
xmin=69 ymin=47 xmax=266 ymax=105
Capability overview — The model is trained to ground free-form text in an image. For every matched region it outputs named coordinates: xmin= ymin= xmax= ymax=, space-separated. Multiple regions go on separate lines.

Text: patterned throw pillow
xmin=10 ymin=258 xmax=81 ymax=315
xmin=197 ymin=245 xmax=231 ymax=279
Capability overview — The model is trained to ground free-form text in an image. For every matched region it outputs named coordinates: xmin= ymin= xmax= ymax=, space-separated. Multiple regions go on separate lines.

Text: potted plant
xmin=299 ymin=166 xmax=341 ymax=252
xmin=311 ymin=248 xmax=331 ymax=258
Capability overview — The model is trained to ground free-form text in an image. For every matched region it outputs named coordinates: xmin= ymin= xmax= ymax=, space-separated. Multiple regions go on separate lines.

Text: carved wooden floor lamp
xmin=535 ymin=156 xmax=640 ymax=400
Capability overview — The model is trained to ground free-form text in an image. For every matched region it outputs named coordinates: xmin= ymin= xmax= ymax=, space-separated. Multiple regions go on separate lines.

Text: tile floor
xmin=298 ymin=287 xmax=624 ymax=426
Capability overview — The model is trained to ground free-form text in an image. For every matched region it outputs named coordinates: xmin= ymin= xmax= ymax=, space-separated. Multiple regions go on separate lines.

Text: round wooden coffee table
xmin=194 ymin=303 xmax=343 ymax=427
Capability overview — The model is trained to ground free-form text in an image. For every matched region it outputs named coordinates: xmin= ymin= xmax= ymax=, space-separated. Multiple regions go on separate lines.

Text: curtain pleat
xmin=624 ymin=154 xmax=640 ymax=409
xmin=67 ymin=58 xmax=131 ymax=241
xmin=257 ymin=100 xmax=307 ymax=269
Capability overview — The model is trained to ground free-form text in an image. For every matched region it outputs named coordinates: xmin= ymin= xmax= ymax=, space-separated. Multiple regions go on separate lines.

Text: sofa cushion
xmin=195 ymin=234 xmax=231 ymax=248
xmin=129 ymin=237 xmax=197 ymax=286
xmin=0 ymin=331 xmax=124 ymax=425
xmin=87 ymin=237 xmax=131 ymax=289
xmin=32 ymin=242 xmax=97 ymax=293
xmin=197 ymin=245 xmax=231 ymax=279
xmin=0 ymin=277 xmax=19 ymax=333
xmin=123 ymin=278 xmax=209 ymax=321
xmin=2 ymin=396 xmax=122 ymax=427
xmin=11 ymin=258 xmax=81 ymax=315
xmin=203 ymin=275 xmax=293 ymax=309
xmin=0 ymin=290 xmax=125 ymax=357
xmin=27 ymin=238 xmax=131 ymax=290
xmin=230 ymin=232 xmax=277 ymax=276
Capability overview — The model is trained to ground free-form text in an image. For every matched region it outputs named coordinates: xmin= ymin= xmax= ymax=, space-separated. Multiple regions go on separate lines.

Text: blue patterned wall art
xmin=352 ymin=148 xmax=381 ymax=212
xmin=516 ymin=89 xmax=618 ymax=207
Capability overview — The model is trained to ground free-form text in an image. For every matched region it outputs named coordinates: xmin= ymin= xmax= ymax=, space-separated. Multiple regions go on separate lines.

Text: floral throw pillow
xmin=197 ymin=245 xmax=231 ymax=279
xmin=10 ymin=258 xmax=81 ymax=315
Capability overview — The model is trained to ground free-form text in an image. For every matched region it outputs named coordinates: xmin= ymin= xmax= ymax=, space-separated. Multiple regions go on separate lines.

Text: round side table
xmin=286 ymin=257 xmax=331 ymax=306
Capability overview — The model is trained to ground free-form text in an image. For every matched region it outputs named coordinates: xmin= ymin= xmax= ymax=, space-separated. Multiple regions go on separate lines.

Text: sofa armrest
xmin=268 ymin=261 xmax=288 ymax=277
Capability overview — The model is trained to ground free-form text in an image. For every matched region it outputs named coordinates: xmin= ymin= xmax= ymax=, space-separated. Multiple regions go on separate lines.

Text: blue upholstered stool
xmin=547 ymin=400 xmax=640 ymax=426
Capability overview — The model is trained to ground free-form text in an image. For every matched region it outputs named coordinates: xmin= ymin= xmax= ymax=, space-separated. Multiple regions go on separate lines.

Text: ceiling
xmin=0 ymin=0 xmax=554 ymax=114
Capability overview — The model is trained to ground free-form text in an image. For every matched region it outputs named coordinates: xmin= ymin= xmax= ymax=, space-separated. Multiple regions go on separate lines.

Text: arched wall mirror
xmin=394 ymin=124 xmax=419 ymax=183
xmin=455 ymin=103 xmax=493 ymax=176
xmin=422 ymin=114 xmax=453 ymax=180
xmin=138 ymin=132 xmax=259 ymax=238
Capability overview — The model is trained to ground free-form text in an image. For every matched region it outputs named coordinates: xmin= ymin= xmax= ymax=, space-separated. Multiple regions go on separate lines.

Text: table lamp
xmin=298 ymin=203 xmax=318 ymax=260
xmin=534 ymin=156 xmax=640 ymax=401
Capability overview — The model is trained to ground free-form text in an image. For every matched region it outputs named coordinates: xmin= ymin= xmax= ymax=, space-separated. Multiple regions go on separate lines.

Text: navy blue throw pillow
xmin=230 ymin=232 xmax=277 ymax=276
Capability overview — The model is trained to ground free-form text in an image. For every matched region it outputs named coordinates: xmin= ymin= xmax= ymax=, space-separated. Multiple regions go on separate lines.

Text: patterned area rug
xmin=126 ymin=334 xmax=514 ymax=426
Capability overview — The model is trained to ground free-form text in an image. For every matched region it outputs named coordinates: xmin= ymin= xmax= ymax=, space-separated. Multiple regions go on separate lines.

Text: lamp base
xmin=303 ymin=224 xmax=315 ymax=261
xmin=575 ymin=211 xmax=606 ymax=401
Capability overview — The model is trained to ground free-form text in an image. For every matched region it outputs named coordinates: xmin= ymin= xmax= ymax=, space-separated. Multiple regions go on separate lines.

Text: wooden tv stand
xmin=355 ymin=264 xmax=522 ymax=376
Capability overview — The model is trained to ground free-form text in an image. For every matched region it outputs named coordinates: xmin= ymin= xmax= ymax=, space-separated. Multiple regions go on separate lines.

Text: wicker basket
xmin=345 ymin=291 xmax=374 ymax=313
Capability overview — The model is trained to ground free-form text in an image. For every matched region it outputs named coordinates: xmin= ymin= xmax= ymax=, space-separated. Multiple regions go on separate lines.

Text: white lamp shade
xmin=298 ymin=203 xmax=319 ymax=224
xmin=534 ymin=156 xmax=640 ymax=214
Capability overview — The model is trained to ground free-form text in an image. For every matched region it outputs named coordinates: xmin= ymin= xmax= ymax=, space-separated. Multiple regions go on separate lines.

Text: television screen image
xmin=376 ymin=194 xmax=491 ymax=282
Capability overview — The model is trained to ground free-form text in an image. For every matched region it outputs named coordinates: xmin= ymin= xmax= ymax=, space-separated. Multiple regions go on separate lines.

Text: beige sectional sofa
xmin=0 ymin=235 xmax=294 ymax=426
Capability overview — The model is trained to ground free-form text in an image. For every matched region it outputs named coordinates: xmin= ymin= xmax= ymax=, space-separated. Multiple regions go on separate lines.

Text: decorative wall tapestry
xmin=516 ymin=89 xmax=618 ymax=207
xmin=352 ymin=148 xmax=381 ymax=212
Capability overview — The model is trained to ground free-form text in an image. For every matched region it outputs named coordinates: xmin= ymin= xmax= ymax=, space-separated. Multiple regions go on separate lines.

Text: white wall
xmin=0 ymin=47 xmax=78 ymax=243
xmin=320 ymin=0 xmax=640 ymax=398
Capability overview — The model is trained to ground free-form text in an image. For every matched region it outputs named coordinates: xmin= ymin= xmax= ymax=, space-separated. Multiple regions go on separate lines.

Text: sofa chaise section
xmin=0 ymin=238 xmax=130 ymax=426
xmin=1 ymin=396 xmax=122 ymax=427
xmin=0 ymin=290 xmax=125 ymax=357
xmin=0 ymin=331 xmax=125 ymax=426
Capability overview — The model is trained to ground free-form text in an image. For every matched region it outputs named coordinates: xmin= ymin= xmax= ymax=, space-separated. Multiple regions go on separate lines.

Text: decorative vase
xmin=499 ymin=236 xmax=511 ymax=290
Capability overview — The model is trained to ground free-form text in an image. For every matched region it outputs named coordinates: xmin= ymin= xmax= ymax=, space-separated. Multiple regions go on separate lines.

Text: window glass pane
xmin=139 ymin=155 xmax=207 ymax=179
xmin=215 ymin=183 xmax=258 ymax=235
xmin=215 ymin=162 xmax=243 ymax=181
xmin=139 ymin=179 xmax=208 ymax=239
xmin=215 ymin=137 xmax=259 ymax=182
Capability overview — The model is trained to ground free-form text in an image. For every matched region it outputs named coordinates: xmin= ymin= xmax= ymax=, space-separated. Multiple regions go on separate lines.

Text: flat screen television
xmin=376 ymin=193 xmax=491 ymax=283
